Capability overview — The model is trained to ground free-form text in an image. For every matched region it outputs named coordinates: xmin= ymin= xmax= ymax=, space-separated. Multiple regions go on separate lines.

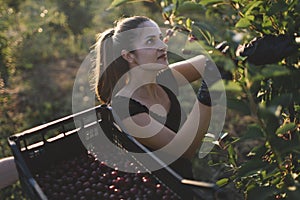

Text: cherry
xmin=110 ymin=170 xmax=118 ymax=179
xmin=35 ymin=150 xmax=181 ymax=199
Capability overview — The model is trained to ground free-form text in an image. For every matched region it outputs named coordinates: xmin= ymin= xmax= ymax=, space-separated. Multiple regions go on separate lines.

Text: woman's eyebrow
xmin=144 ymin=33 xmax=163 ymax=40
xmin=145 ymin=35 xmax=156 ymax=39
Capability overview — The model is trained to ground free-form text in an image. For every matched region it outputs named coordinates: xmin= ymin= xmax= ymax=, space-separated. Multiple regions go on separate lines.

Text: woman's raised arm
xmin=169 ymin=55 xmax=206 ymax=85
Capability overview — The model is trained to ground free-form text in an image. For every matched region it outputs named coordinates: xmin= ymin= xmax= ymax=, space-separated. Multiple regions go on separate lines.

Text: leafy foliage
xmin=109 ymin=0 xmax=300 ymax=199
xmin=1 ymin=0 xmax=299 ymax=199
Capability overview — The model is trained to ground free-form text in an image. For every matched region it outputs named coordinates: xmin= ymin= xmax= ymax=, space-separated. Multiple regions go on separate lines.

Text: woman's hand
xmin=197 ymin=59 xmax=223 ymax=107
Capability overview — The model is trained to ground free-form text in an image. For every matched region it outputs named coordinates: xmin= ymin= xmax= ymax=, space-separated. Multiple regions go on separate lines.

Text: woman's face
xmin=129 ymin=20 xmax=168 ymax=70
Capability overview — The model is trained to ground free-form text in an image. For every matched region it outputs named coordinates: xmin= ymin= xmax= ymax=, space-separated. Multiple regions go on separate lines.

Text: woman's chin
xmin=157 ymin=59 xmax=169 ymax=68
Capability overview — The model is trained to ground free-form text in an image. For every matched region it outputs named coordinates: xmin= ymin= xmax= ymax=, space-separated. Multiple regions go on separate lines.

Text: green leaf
xmin=270 ymin=136 xmax=300 ymax=155
xmin=267 ymin=0 xmax=289 ymax=15
xmin=186 ymin=18 xmax=192 ymax=30
xmin=108 ymin=0 xmax=130 ymax=9
xmin=244 ymin=1 xmax=263 ymax=16
xmin=193 ymin=21 xmax=216 ymax=34
xmin=261 ymin=65 xmax=290 ymax=78
xmin=191 ymin=25 xmax=214 ymax=45
xmin=216 ymin=178 xmax=229 ymax=187
xmin=246 ymin=15 xmax=255 ymax=21
xmin=224 ymin=81 xmax=242 ymax=92
xmin=258 ymin=106 xmax=280 ymax=135
xmin=107 ymin=0 xmax=152 ymax=10
xmin=238 ymin=159 xmax=268 ymax=177
xmin=247 ymin=186 xmax=278 ymax=200
xmin=250 ymin=145 xmax=268 ymax=158
xmin=235 ymin=18 xmax=251 ymax=28
xmin=227 ymin=98 xmax=251 ymax=115
xmin=198 ymin=0 xmax=223 ymax=6
xmin=276 ymin=123 xmax=296 ymax=135
xmin=228 ymin=144 xmax=237 ymax=167
xmin=241 ymin=124 xmax=265 ymax=141
xmin=262 ymin=15 xmax=272 ymax=28
xmin=177 ymin=1 xmax=205 ymax=14
xmin=269 ymin=93 xmax=293 ymax=107
xmin=172 ymin=0 xmax=180 ymax=11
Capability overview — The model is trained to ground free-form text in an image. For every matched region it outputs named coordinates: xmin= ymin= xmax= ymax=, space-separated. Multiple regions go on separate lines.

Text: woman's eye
xmin=146 ymin=38 xmax=154 ymax=45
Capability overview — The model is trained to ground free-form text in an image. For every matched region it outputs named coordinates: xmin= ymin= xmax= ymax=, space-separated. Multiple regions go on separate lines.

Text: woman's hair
xmin=94 ymin=16 xmax=151 ymax=104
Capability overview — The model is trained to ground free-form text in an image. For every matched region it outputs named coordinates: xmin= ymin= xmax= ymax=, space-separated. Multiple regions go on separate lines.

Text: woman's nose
xmin=158 ymin=40 xmax=168 ymax=51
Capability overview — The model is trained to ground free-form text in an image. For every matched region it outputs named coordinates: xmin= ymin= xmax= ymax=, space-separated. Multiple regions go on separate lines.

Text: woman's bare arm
xmin=0 ymin=156 xmax=18 ymax=189
xmin=121 ymin=101 xmax=211 ymax=159
xmin=169 ymin=55 xmax=206 ymax=85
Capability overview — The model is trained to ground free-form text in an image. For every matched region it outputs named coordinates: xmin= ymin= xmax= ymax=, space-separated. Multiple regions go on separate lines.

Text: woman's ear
xmin=121 ymin=49 xmax=135 ymax=63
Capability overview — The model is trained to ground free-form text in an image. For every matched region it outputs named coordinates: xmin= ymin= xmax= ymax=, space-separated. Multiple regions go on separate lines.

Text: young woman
xmin=0 ymin=16 xmax=221 ymax=192
xmin=93 ymin=15 xmax=220 ymax=181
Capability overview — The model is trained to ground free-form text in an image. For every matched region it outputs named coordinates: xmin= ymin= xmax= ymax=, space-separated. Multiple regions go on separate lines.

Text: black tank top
xmin=111 ymin=69 xmax=193 ymax=179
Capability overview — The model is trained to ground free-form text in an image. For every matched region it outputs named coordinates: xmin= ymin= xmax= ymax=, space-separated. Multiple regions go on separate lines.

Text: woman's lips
xmin=158 ymin=53 xmax=167 ymax=60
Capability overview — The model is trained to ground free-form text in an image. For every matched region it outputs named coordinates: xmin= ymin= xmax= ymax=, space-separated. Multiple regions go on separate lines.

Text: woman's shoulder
xmin=112 ymin=95 xmax=145 ymax=108
xmin=156 ymin=68 xmax=179 ymax=96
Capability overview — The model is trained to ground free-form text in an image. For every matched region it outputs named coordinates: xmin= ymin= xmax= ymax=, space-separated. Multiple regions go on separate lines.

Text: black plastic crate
xmin=8 ymin=105 xmax=216 ymax=200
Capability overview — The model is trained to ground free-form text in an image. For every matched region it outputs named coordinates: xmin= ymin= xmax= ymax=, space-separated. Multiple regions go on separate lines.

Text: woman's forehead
xmin=137 ymin=21 xmax=162 ymax=37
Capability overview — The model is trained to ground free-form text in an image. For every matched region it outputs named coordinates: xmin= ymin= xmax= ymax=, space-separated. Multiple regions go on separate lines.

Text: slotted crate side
xmin=8 ymin=137 xmax=48 ymax=200
xmin=7 ymin=106 xmax=101 ymax=200
xmin=22 ymin=133 xmax=86 ymax=174
xmin=8 ymin=105 xmax=215 ymax=199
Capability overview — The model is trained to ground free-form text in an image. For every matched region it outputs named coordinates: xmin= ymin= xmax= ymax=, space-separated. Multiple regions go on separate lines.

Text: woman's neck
xmin=116 ymin=65 xmax=171 ymax=114
xmin=126 ymin=66 xmax=160 ymax=97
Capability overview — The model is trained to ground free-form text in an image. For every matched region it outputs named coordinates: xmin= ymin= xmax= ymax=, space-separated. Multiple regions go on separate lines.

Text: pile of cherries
xmin=35 ymin=151 xmax=180 ymax=200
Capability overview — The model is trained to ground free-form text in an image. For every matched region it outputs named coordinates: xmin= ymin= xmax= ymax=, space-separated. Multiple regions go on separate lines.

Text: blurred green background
xmin=1 ymin=0 xmax=299 ymax=199
xmin=0 ymin=0 xmax=164 ymax=198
